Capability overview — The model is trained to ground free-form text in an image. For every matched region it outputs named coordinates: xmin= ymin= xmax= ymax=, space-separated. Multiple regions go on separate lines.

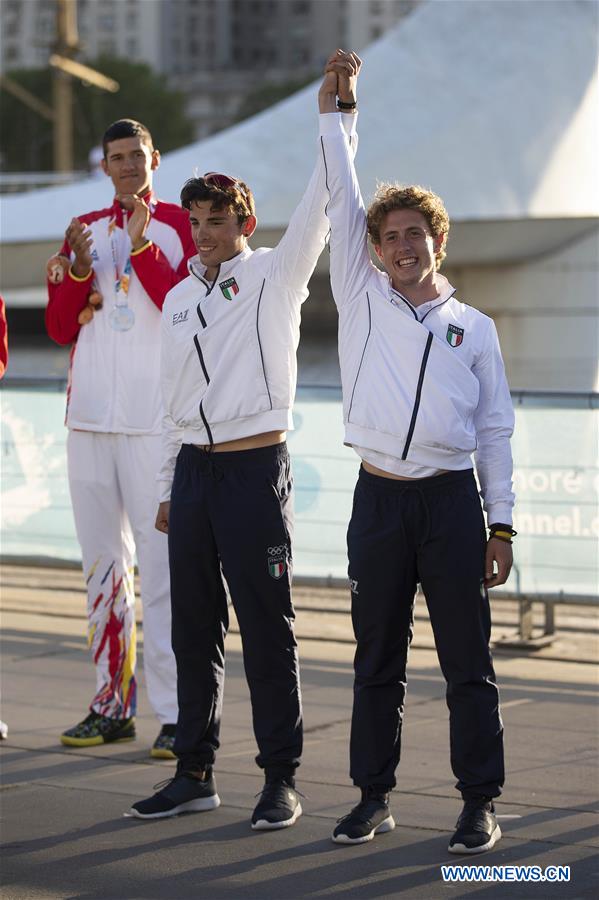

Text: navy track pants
xmin=347 ymin=466 xmax=504 ymax=799
xmin=168 ymin=442 xmax=302 ymax=776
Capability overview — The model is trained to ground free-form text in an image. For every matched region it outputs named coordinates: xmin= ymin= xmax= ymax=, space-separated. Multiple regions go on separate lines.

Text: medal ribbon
xmin=109 ymin=213 xmax=132 ymax=308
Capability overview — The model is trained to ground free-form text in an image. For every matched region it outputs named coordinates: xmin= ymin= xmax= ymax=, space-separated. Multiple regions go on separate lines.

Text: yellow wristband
xmin=130 ymin=240 xmax=153 ymax=256
xmin=68 ymin=266 xmax=93 ymax=282
xmin=491 ymin=530 xmax=514 ymax=540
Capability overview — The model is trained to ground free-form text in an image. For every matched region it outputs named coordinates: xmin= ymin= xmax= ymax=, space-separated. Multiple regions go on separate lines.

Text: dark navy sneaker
xmin=332 ymin=787 xmax=395 ymax=844
xmin=448 ymin=798 xmax=501 ymax=854
xmin=251 ymin=777 xmax=302 ymax=830
xmin=61 ymin=712 xmax=135 ymax=747
xmin=128 ymin=766 xmax=220 ymax=819
xmin=150 ymin=724 xmax=177 ymax=759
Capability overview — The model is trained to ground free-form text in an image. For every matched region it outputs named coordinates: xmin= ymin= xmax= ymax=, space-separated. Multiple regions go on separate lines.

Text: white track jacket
xmin=158 ymin=115 xmax=357 ymax=502
xmin=320 ymin=113 xmax=514 ymax=525
xmin=46 ymin=196 xmax=194 ymax=434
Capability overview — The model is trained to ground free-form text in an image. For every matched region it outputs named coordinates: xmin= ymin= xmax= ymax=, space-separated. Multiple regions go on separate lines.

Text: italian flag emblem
xmin=219 ymin=277 xmax=239 ymax=301
xmin=268 ymin=559 xmax=286 ymax=579
xmin=446 ymin=324 xmax=464 ymax=347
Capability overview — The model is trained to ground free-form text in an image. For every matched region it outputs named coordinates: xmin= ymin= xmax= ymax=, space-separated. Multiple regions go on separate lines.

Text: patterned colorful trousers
xmin=67 ymin=431 xmax=177 ymax=723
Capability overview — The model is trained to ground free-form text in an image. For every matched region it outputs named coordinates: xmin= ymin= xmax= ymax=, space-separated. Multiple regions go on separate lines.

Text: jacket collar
xmin=188 ymin=245 xmax=253 ymax=283
xmin=389 ymin=273 xmax=456 ymax=321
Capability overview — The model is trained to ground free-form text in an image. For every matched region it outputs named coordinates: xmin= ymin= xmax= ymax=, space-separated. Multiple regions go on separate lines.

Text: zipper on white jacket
xmin=348 ymin=292 xmax=372 ymax=421
xmin=401 ymin=331 xmax=433 ymax=460
xmin=391 ymin=290 xmax=418 ymax=320
xmin=199 ymin=400 xmax=213 ymax=446
xmin=256 ymin=279 xmax=273 ymax=410
xmin=191 ymin=268 xmax=220 ymax=447
xmin=196 ymin=302 xmax=207 ymax=328
xmin=192 ymin=333 xmax=213 ymax=447
xmin=193 ymin=334 xmax=210 ymax=384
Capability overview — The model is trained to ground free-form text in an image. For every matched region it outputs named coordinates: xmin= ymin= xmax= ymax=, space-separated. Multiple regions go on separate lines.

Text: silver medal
xmin=109 ymin=305 xmax=135 ymax=332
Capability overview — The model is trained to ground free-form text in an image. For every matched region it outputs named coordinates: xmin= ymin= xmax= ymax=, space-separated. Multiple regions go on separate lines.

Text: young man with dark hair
xmin=129 ymin=71 xmax=360 ymax=829
xmin=101 ymin=118 xmax=153 ymax=158
xmin=319 ymin=53 xmax=515 ymax=852
xmin=46 ymin=118 xmax=196 ymax=757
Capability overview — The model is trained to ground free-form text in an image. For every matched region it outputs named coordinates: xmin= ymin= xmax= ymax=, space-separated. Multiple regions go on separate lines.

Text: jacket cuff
xmin=68 ymin=266 xmax=93 ymax=282
xmin=341 ymin=110 xmax=358 ymax=137
xmin=130 ymin=240 xmax=153 ymax=257
xmin=157 ymin=481 xmax=172 ymax=504
xmin=485 ymin=505 xmax=513 ymax=529
xmin=319 ymin=112 xmax=346 ymax=137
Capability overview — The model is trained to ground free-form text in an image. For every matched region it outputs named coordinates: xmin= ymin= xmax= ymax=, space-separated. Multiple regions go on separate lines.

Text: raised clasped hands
xmin=325 ymin=49 xmax=362 ymax=105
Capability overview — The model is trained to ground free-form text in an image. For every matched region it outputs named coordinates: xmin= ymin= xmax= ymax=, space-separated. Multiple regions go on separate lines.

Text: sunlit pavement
xmin=1 ymin=565 xmax=597 ymax=899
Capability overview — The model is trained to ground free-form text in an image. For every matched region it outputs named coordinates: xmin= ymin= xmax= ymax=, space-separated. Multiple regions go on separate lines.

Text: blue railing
xmin=1 ymin=378 xmax=597 ymax=599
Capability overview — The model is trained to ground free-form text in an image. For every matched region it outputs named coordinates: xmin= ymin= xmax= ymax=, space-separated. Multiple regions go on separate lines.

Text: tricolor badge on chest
xmin=219 ymin=277 xmax=239 ymax=301
xmin=446 ymin=324 xmax=464 ymax=347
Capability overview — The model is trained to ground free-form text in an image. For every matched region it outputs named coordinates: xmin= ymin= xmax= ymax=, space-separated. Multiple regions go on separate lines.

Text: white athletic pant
xmin=67 ymin=430 xmax=178 ymax=724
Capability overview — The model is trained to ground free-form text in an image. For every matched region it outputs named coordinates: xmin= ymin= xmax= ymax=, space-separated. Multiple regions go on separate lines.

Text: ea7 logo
xmin=172 ymin=309 xmax=189 ymax=326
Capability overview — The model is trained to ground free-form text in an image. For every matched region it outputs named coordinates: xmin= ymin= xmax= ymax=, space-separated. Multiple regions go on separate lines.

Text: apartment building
xmin=0 ymin=0 xmax=418 ymax=137
xmin=0 ymin=0 xmax=162 ymax=70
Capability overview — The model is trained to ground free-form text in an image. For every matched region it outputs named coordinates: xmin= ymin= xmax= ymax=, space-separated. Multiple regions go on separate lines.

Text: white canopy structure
xmin=2 ymin=0 xmax=597 ymax=259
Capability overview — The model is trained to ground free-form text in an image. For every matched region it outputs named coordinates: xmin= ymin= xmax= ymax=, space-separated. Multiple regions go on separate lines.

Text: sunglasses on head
xmin=203 ymin=171 xmax=248 ymax=201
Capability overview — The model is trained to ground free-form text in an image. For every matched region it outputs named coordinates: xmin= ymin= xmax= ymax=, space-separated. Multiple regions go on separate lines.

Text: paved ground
xmin=1 ymin=565 xmax=598 ymax=899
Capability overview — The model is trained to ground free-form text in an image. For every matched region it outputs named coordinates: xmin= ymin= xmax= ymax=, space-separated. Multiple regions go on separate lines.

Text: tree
xmin=0 ymin=56 xmax=194 ymax=171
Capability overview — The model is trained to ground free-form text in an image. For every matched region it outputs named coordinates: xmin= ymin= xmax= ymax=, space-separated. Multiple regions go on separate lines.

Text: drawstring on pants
xmin=412 ymin=486 xmax=432 ymax=545
xmin=199 ymin=451 xmax=224 ymax=482
xmin=185 ymin=445 xmax=224 ymax=481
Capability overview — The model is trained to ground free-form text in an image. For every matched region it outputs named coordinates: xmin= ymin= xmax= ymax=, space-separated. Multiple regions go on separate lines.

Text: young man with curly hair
xmin=319 ymin=52 xmax=515 ymax=853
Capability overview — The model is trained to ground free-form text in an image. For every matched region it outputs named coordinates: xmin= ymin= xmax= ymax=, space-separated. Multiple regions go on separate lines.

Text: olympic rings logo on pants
xmin=268 ymin=545 xmax=287 ymax=556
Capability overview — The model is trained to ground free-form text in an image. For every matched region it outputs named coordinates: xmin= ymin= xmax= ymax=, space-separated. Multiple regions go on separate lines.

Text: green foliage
xmin=0 ymin=68 xmax=54 ymax=171
xmin=0 ymin=56 xmax=194 ymax=171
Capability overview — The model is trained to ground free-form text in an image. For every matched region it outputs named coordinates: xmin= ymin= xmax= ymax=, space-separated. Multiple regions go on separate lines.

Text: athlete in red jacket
xmin=46 ymin=119 xmax=195 ymax=758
